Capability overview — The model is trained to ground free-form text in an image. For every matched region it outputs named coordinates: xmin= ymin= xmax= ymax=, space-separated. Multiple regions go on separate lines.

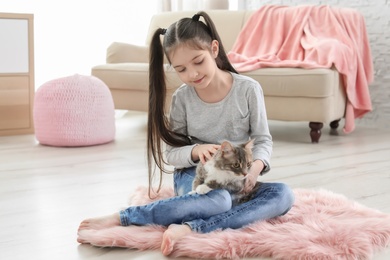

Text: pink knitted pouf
xmin=34 ymin=74 xmax=115 ymax=147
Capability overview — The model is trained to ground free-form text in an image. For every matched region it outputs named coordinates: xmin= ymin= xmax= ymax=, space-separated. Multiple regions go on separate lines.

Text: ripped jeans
xmin=120 ymin=166 xmax=294 ymax=233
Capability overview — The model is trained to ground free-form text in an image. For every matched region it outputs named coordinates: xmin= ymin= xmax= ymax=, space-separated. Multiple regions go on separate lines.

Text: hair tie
xmin=192 ymin=14 xmax=200 ymax=21
xmin=161 ymin=28 xmax=167 ymax=35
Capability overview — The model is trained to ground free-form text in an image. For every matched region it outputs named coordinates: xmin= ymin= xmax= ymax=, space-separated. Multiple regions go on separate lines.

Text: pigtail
xmin=196 ymin=11 xmax=238 ymax=74
xmin=147 ymin=28 xmax=190 ymax=198
xmin=147 ymin=28 xmax=166 ymax=197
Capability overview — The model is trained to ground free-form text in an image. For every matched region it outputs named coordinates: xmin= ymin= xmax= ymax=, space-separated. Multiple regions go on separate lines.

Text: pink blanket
xmin=227 ymin=5 xmax=373 ymax=133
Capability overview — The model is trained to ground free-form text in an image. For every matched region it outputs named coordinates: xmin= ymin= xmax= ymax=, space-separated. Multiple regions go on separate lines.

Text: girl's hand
xmin=244 ymin=160 xmax=265 ymax=192
xmin=244 ymin=173 xmax=257 ymax=192
xmin=192 ymin=144 xmax=221 ymax=164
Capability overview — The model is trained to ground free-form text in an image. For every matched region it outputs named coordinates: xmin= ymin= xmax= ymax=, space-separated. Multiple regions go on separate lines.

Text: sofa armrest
xmin=106 ymin=42 xmax=149 ymax=63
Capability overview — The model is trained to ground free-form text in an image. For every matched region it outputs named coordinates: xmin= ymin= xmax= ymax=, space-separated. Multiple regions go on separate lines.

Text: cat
xmin=190 ymin=139 xmax=262 ymax=204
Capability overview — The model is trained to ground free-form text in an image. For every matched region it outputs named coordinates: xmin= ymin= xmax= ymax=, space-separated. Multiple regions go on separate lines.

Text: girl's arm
xmin=164 ymin=94 xmax=196 ymax=168
xmin=244 ymin=159 xmax=265 ymax=192
xmin=247 ymin=82 xmax=273 ymax=175
xmin=164 ymin=89 xmax=219 ymax=168
xmin=165 ymin=141 xmax=220 ymax=168
xmin=165 ymin=144 xmax=199 ymax=169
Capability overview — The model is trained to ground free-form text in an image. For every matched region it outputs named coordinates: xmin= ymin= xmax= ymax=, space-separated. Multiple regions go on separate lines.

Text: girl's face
xmin=169 ymin=40 xmax=219 ymax=90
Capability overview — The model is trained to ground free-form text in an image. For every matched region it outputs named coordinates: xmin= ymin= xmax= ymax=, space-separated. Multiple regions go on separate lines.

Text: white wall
xmin=0 ymin=0 xmax=157 ymax=89
xmin=1 ymin=0 xmax=235 ymax=89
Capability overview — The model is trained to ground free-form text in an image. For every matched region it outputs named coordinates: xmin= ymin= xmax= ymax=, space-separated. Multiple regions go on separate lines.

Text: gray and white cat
xmin=190 ymin=139 xmax=262 ymax=204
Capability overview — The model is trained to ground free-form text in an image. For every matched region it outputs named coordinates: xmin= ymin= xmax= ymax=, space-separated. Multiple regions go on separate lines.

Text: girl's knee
xmin=206 ymin=189 xmax=232 ymax=213
xmin=277 ymin=183 xmax=295 ymax=215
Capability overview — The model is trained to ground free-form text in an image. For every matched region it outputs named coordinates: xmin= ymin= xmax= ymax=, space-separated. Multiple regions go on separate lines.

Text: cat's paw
xmin=188 ymin=190 xmax=196 ymax=195
xmin=195 ymin=184 xmax=212 ymax=195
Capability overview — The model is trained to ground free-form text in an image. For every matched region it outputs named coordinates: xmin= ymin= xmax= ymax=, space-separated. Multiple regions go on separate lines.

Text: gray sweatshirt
xmin=165 ymin=72 xmax=273 ymax=174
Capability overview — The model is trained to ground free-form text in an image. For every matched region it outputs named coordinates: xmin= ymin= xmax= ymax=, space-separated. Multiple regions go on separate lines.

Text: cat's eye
xmin=232 ymin=163 xmax=240 ymax=168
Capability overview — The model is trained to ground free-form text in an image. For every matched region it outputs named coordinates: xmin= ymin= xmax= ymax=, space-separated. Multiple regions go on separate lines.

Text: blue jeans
xmin=120 ymin=167 xmax=294 ymax=233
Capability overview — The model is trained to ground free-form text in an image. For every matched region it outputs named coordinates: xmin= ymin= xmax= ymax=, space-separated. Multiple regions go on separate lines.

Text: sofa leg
xmin=309 ymin=122 xmax=323 ymax=143
xmin=329 ymin=119 xmax=341 ymax=136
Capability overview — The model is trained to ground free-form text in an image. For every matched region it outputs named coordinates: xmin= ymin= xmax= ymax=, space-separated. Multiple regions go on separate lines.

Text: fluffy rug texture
xmin=79 ymin=186 xmax=390 ymax=259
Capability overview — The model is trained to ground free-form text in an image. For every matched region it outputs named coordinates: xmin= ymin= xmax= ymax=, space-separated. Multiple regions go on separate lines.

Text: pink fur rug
xmin=79 ymin=187 xmax=390 ymax=259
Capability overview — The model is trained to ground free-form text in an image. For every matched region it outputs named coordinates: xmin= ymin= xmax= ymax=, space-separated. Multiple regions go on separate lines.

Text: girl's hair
xmin=147 ymin=11 xmax=238 ymax=197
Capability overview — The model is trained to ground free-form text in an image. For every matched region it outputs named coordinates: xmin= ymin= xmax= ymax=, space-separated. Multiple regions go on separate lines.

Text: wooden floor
xmin=1 ymin=111 xmax=389 ymax=260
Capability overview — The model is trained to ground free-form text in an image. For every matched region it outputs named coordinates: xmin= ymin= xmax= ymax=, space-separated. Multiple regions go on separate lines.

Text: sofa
xmin=91 ymin=10 xmax=347 ymax=143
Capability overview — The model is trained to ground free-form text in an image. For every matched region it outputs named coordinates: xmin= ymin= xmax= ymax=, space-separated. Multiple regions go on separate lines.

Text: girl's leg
xmin=173 ymin=166 xmax=198 ymax=196
xmin=120 ymin=167 xmax=231 ymax=226
xmin=119 ymin=188 xmax=231 ymax=226
xmin=185 ymin=182 xmax=295 ymax=233
xmin=78 ymin=167 xmax=231 ymax=231
xmin=161 ymin=166 xmax=207 ymax=255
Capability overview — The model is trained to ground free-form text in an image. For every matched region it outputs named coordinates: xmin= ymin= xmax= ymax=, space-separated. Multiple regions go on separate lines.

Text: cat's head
xmin=214 ymin=139 xmax=254 ymax=177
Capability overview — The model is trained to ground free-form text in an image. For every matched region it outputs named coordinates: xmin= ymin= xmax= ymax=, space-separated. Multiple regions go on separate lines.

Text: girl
xmin=78 ymin=11 xmax=294 ymax=256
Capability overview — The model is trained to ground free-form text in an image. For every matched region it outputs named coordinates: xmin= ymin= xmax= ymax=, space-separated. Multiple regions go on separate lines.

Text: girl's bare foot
xmin=77 ymin=230 xmax=93 ymax=244
xmin=78 ymin=213 xmax=121 ymax=231
xmin=161 ymin=224 xmax=192 ymax=256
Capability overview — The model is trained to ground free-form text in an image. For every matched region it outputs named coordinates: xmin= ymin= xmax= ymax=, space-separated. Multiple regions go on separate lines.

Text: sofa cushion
xmin=92 ymin=63 xmax=182 ymax=92
xmin=93 ymin=63 xmax=340 ymax=99
xmin=106 ymin=42 xmax=149 ymax=63
xmin=92 ymin=63 xmax=149 ymax=91
xmin=244 ymin=68 xmax=340 ymax=98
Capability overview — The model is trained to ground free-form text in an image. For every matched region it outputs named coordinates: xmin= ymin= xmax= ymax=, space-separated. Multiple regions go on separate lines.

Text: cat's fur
xmin=191 ymin=139 xmax=262 ymax=204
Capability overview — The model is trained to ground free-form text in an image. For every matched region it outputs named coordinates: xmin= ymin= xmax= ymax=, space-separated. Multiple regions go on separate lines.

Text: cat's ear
xmin=221 ymin=141 xmax=234 ymax=158
xmin=245 ymin=138 xmax=255 ymax=150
